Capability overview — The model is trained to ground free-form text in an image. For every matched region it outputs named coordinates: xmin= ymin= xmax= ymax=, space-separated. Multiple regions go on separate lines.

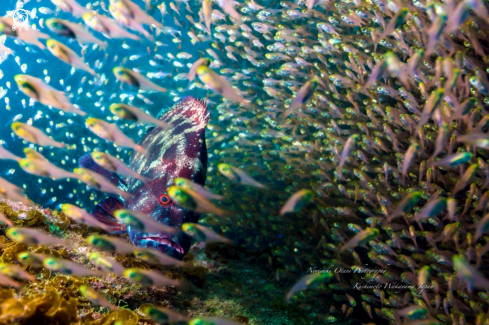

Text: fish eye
xmin=159 ymin=194 xmax=172 ymax=206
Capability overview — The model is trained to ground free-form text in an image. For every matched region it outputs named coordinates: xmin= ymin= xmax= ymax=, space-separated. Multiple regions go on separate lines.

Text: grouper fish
xmin=79 ymin=96 xmax=209 ymax=259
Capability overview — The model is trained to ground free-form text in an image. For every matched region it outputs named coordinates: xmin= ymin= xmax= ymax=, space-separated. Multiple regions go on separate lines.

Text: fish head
xmin=125 ymin=96 xmax=209 ymax=259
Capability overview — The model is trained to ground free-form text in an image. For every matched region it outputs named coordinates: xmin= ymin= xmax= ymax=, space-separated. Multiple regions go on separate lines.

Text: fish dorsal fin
xmin=91 ymin=196 xmax=127 ymax=234
xmin=78 ymin=153 xmax=128 ymax=191
xmin=156 ymin=96 xmax=209 ymax=126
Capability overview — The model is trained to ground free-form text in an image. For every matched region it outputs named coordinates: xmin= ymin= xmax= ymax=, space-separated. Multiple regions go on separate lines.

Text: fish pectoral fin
xmin=91 ymin=196 xmax=127 ymax=234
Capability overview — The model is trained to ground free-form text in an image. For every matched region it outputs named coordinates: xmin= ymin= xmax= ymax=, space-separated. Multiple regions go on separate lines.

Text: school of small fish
xmin=0 ymin=0 xmax=489 ymax=323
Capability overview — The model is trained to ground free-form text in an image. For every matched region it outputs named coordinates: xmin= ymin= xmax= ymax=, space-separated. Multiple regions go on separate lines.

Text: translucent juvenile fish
xmin=60 ymin=204 xmax=112 ymax=230
xmin=458 ymin=133 xmax=489 ymax=149
xmin=433 ymin=152 xmax=473 ymax=167
xmin=0 ymin=212 xmax=13 ymax=227
xmin=286 ymin=273 xmax=333 ymax=302
xmin=174 ymin=177 xmax=224 ymax=200
xmin=114 ymin=209 xmax=180 ymax=234
xmin=123 ymin=268 xmax=186 ymax=287
xmin=14 ymin=74 xmax=85 ymax=116
xmin=46 ymin=19 xmax=107 ymax=49
xmin=6 ymin=227 xmax=68 ymax=246
xmin=17 ymin=251 xmax=50 ymax=267
xmin=197 ymin=66 xmax=250 ymax=107
xmin=411 ymin=197 xmax=447 ymax=222
xmin=181 ymin=222 xmax=234 ymax=244
xmin=88 ymin=252 xmax=125 ymax=275
xmin=339 ymin=228 xmax=379 ymax=252
xmin=0 ymin=145 xmax=20 ymax=162
xmin=0 ymin=18 xmax=49 ymax=49
xmin=46 ymin=39 xmax=96 ymax=76
xmin=388 ymin=191 xmax=421 ymax=221
xmin=82 ymin=12 xmax=141 ymax=40
xmin=133 ymin=248 xmax=187 ymax=266
xmin=79 ymin=285 xmax=119 ymax=310
xmin=43 ymin=257 xmax=103 ymax=277
xmin=0 ymin=273 xmax=21 ymax=289
xmin=109 ymin=0 xmax=164 ymax=29
xmin=0 ymin=177 xmax=32 ymax=206
xmin=19 ymin=158 xmax=78 ymax=180
xmin=215 ymin=0 xmax=242 ymax=22
xmin=453 ymin=255 xmax=489 ymax=293
xmin=86 ymin=235 xmax=136 ymax=254
xmin=109 ymin=103 xmax=171 ymax=129
xmin=283 ymin=77 xmax=320 ymax=117
xmin=51 ymin=0 xmax=89 ymax=17
xmin=90 ymin=151 xmax=150 ymax=184
xmin=217 ymin=163 xmax=265 ymax=188
xmin=113 ymin=67 xmax=167 ymax=92
xmin=85 ymin=118 xmax=146 ymax=155
xmin=168 ymin=186 xmax=228 ymax=216
xmin=12 ymin=122 xmax=68 ymax=149
xmin=142 ymin=305 xmax=190 ymax=324
xmin=280 ymin=189 xmax=313 ymax=215
xmin=74 ymin=167 xmax=131 ymax=199
xmin=0 ymin=263 xmax=35 ymax=282
xmin=188 ymin=58 xmax=211 ymax=81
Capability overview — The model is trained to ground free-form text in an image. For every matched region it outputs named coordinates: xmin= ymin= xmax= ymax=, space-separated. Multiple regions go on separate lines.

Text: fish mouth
xmin=136 ymin=235 xmax=184 ymax=256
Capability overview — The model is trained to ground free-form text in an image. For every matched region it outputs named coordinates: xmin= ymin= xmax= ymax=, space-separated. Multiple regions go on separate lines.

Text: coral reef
xmin=0 ymin=199 xmax=346 ymax=325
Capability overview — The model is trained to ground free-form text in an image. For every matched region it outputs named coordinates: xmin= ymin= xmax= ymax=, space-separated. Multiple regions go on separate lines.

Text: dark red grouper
xmin=79 ymin=96 xmax=209 ymax=259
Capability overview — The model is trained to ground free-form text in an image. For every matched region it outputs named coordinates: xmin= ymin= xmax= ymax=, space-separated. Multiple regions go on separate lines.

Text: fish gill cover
xmin=0 ymin=0 xmax=487 ymax=323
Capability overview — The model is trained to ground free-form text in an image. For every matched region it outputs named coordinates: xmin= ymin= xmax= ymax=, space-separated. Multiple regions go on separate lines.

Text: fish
xmin=188 ymin=58 xmax=212 ymax=81
xmin=113 ymin=209 xmax=180 ymax=234
xmin=60 ymin=204 xmax=113 ymax=230
xmin=6 ymin=227 xmax=68 ymax=246
xmin=51 ymin=0 xmax=89 ymax=17
xmin=81 ymin=97 xmax=209 ymax=259
xmin=282 ymin=77 xmax=320 ymax=117
xmin=14 ymin=74 xmax=85 ymax=116
xmin=339 ymin=228 xmax=379 ymax=252
xmin=82 ymin=12 xmax=141 ymax=40
xmin=0 ymin=263 xmax=35 ymax=282
xmin=113 ymin=67 xmax=167 ymax=92
xmin=123 ymin=268 xmax=186 ymax=287
xmin=279 ymin=189 xmax=314 ymax=215
xmin=85 ymin=118 xmax=146 ymax=155
xmin=86 ymin=235 xmax=135 ymax=254
xmin=174 ymin=177 xmax=224 ymax=200
xmin=0 ymin=212 xmax=13 ymax=227
xmin=74 ymin=167 xmax=132 ymax=199
xmin=168 ymin=185 xmax=228 ymax=216
xmin=453 ymin=255 xmax=489 ymax=293
xmin=286 ymin=273 xmax=333 ymax=302
xmin=217 ymin=163 xmax=265 ymax=188
xmin=0 ymin=18 xmax=49 ymax=49
xmin=17 ymin=251 xmax=50 ymax=267
xmin=142 ymin=305 xmax=190 ymax=324
xmin=79 ymin=285 xmax=119 ymax=310
xmin=181 ymin=222 xmax=233 ymax=244
xmin=46 ymin=39 xmax=96 ymax=76
xmin=11 ymin=123 xmax=69 ymax=149
xmin=0 ymin=145 xmax=21 ymax=162
xmin=133 ymin=247 xmax=187 ymax=266
xmin=188 ymin=317 xmax=243 ymax=325
xmin=45 ymin=19 xmax=107 ymax=49
xmin=0 ymin=177 xmax=32 ymax=206
xmin=90 ymin=151 xmax=150 ymax=184
xmin=88 ymin=252 xmax=125 ymax=275
xmin=197 ymin=66 xmax=250 ymax=107
xmin=43 ymin=257 xmax=103 ymax=277
xmin=18 ymin=158 xmax=78 ymax=180
xmin=109 ymin=103 xmax=172 ymax=129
